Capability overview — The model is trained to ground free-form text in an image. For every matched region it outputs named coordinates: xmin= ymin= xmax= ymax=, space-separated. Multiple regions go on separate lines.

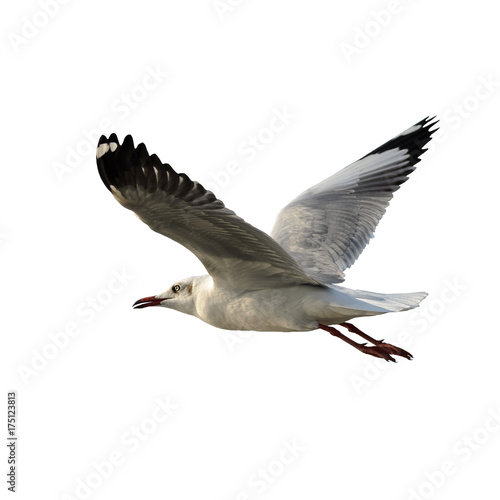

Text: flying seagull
xmin=96 ymin=117 xmax=437 ymax=362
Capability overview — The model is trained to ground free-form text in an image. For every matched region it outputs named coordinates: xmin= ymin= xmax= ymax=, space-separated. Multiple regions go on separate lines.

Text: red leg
xmin=340 ymin=322 xmax=413 ymax=360
xmin=339 ymin=322 xmax=384 ymax=344
xmin=318 ymin=324 xmax=396 ymax=362
xmin=318 ymin=323 xmax=412 ymax=362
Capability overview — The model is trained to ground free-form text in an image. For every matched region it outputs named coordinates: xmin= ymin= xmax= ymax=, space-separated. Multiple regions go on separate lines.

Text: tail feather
xmin=329 ymin=285 xmax=427 ymax=313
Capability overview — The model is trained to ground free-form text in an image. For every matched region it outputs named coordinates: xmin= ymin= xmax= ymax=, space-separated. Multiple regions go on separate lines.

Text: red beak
xmin=132 ymin=296 xmax=167 ymax=309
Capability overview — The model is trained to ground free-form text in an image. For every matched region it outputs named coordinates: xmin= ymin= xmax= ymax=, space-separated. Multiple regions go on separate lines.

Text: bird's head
xmin=132 ymin=277 xmax=197 ymax=315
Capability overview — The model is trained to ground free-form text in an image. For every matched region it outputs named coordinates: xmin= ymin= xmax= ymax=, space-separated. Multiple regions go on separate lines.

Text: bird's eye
xmin=172 ymin=284 xmax=181 ymax=293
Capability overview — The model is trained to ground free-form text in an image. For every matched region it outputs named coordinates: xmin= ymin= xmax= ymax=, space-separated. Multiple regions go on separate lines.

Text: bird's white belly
xmin=194 ymin=284 xmax=379 ymax=332
xmin=195 ymin=288 xmax=312 ymax=331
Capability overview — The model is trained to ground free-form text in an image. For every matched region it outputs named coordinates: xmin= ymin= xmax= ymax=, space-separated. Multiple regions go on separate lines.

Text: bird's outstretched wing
xmin=271 ymin=117 xmax=438 ymax=285
xmin=96 ymin=135 xmax=319 ymax=291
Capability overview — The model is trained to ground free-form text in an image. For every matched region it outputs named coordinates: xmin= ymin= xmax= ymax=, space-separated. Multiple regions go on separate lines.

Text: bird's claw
xmin=359 ymin=342 xmax=413 ymax=362
xmin=359 ymin=344 xmax=397 ymax=362
xmin=377 ymin=342 xmax=413 ymax=360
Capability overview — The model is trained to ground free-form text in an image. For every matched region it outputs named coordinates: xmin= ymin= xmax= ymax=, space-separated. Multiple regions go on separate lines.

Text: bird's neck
xmin=190 ymin=275 xmax=218 ymax=319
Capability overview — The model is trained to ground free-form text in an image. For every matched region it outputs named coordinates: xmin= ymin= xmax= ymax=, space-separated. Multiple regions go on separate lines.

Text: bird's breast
xmin=194 ymin=285 xmax=323 ymax=332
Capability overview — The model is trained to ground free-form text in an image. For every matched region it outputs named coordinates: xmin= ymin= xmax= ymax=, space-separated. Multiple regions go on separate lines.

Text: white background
xmin=2 ymin=1 xmax=500 ymax=499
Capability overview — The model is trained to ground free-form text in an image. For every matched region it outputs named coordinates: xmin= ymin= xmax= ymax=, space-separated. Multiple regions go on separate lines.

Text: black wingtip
xmin=417 ymin=115 xmax=439 ymax=133
xmin=362 ymin=116 xmax=439 ymax=166
xmin=96 ymin=134 xmax=123 ymax=191
xmin=96 ymin=133 xmax=161 ymax=194
xmin=122 ymin=135 xmax=135 ymax=150
xmin=426 ymin=116 xmax=439 ymax=134
xmin=96 ymin=134 xmax=225 ymax=208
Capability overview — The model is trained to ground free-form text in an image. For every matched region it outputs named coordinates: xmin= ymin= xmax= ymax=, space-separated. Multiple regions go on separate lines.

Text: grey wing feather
xmin=96 ymin=134 xmax=319 ymax=291
xmin=271 ymin=117 xmax=438 ymax=285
